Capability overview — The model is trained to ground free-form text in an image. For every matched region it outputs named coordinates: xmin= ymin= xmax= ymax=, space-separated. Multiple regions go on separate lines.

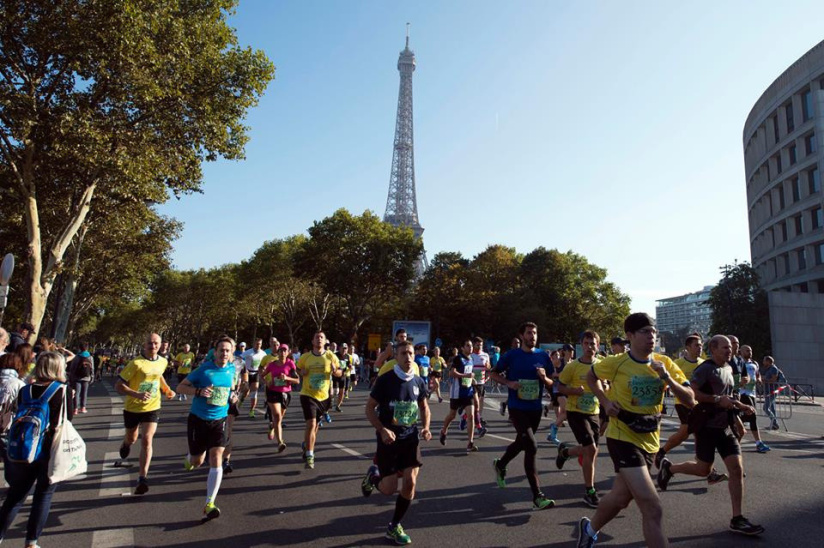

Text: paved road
xmin=2 ymin=378 xmax=822 ymax=547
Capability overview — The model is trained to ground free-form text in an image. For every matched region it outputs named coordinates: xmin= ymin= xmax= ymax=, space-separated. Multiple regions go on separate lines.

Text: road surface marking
xmin=98 ymin=451 xmax=134 ymax=498
xmin=331 ymin=443 xmax=369 ymax=459
xmin=91 ymin=527 xmax=135 ymax=548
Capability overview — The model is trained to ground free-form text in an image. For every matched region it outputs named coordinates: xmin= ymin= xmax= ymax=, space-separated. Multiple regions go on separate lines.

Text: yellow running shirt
xmin=593 ymin=352 xmax=687 ymax=454
xmin=673 ymin=357 xmax=703 ymax=405
xmin=175 ymin=352 xmax=195 ymax=375
xmin=378 ymin=359 xmax=419 ymax=377
xmin=431 ymin=356 xmax=445 ymax=372
xmin=120 ymin=356 xmax=169 ymax=413
xmin=559 ymin=358 xmax=600 ymax=415
xmin=297 ymin=350 xmax=340 ymax=401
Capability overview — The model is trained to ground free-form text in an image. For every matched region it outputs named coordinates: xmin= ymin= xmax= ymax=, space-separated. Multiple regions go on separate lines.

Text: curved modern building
xmin=743 ymin=40 xmax=824 ymax=392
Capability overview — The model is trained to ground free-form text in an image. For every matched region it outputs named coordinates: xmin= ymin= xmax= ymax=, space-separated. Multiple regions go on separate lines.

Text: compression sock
xmin=390 ymin=495 xmax=412 ymax=526
xmin=206 ymin=467 xmax=223 ymax=504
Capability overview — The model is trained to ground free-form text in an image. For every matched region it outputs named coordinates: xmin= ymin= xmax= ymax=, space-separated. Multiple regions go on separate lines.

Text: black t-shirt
xmin=691 ymin=360 xmax=734 ymax=429
xmin=370 ymin=369 xmax=429 ymax=440
xmin=727 ymin=355 xmax=744 ymax=376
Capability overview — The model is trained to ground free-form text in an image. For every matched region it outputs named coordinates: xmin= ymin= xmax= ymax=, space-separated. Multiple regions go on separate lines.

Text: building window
xmin=816 ymin=242 xmax=824 ymax=265
xmin=813 ymin=207 xmax=824 ymax=230
xmin=818 ymin=280 xmax=824 ymax=293
xmin=776 ymin=154 xmax=783 ymax=174
xmin=810 ymin=167 xmax=821 ymax=194
xmin=795 ymin=214 xmax=804 ymax=235
xmin=773 ymin=116 xmax=780 ymax=143
xmin=786 ymin=103 xmax=795 ymax=132
xmin=798 ymin=282 xmax=809 ymax=293
xmin=782 ymin=253 xmax=790 ymax=275
xmin=803 ymin=89 xmax=814 ymax=122
xmin=766 ymin=194 xmax=772 ymax=216
xmin=789 ymin=144 xmax=797 ymax=165
xmin=805 ymin=133 xmax=817 ymax=155
xmin=798 ymin=247 xmax=807 ymax=270
xmin=792 ymin=177 xmax=801 ymax=202
xmin=779 ymin=220 xmax=788 ymax=242
xmin=778 ymin=185 xmax=786 ymax=210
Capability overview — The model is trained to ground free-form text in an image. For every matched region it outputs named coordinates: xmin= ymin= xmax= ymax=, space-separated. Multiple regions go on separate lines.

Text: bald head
xmin=740 ymin=345 xmax=752 ymax=360
xmin=144 ymin=333 xmax=161 ymax=359
xmin=709 ymin=335 xmax=732 ymax=365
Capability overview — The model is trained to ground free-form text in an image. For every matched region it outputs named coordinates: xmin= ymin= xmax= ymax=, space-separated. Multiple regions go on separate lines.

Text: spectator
xmin=8 ymin=323 xmax=35 ymax=353
xmin=0 ymin=354 xmax=26 ymax=456
xmin=13 ymin=344 xmax=35 ymax=381
xmin=0 ymin=351 xmax=71 ymax=547
xmin=67 ymin=342 xmax=94 ymax=414
xmin=760 ymin=356 xmax=781 ymax=430
xmin=0 ymin=328 xmax=9 ymax=356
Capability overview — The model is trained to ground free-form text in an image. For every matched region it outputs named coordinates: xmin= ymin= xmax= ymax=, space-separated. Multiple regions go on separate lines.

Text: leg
xmin=441 ymin=408 xmax=457 ymax=433
xmin=0 ymin=463 xmax=39 ymax=539
xmin=724 ymin=454 xmax=744 ymax=517
xmin=24 ymin=461 xmax=58 ymax=546
xmin=305 ymin=419 xmax=318 ymax=451
xmin=138 ymin=421 xmax=158 ymax=478
xmin=206 ymin=447 xmax=226 ymax=504
xmin=466 ymin=404 xmax=476 ymax=444
xmin=271 ymin=403 xmax=284 ymax=443
xmin=121 ymin=425 xmax=139 ymax=459
xmin=581 ymin=443 xmax=598 ymax=489
xmin=668 ymin=458 xmax=713 ymax=477
xmin=590 ymin=470 xmax=634 ymax=532
xmin=223 ymin=414 xmax=236 ymax=462
xmin=662 ymin=425 xmax=689 ymax=453
xmin=618 ymin=466 xmax=668 ymax=548
xmin=249 ymin=381 xmax=259 ymax=414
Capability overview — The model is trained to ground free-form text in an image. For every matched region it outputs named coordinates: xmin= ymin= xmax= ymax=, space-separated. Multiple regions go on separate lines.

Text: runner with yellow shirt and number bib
xmin=556 ymin=330 xmax=602 ymax=508
xmin=576 ymin=313 xmax=694 ymax=548
xmin=296 ymin=331 xmax=342 ymax=470
xmin=114 ymin=333 xmax=175 ymax=495
xmin=174 ymin=344 xmax=196 ymax=401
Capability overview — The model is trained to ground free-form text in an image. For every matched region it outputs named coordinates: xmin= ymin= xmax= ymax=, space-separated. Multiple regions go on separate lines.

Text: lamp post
xmin=0 ymin=253 xmax=15 ymax=329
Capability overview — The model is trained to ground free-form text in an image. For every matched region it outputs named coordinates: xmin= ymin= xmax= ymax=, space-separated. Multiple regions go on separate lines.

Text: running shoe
xmin=654 ymin=448 xmax=666 ymax=469
xmin=305 ymin=455 xmax=315 ymax=469
xmin=729 ymin=516 xmax=765 ymax=536
xmin=438 ymin=397 xmax=443 ymax=403
xmin=476 ymin=425 xmax=488 ymax=438
xmin=576 ymin=517 xmax=598 ymax=547
xmin=707 ymin=469 xmax=729 ymax=485
xmin=361 ymin=464 xmax=379 ymax=497
xmin=499 ymin=401 xmax=507 ymax=416
xmin=532 ymin=493 xmax=555 ymax=510
xmin=134 ymin=478 xmax=149 ymax=495
xmin=223 ymin=460 xmax=233 ymax=474
xmin=119 ymin=443 xmax=131 ymax=460
xmin=183 ymin=457 xmax=195 ymax=472
xmin=583 ymin=489 xmax=600 ymax=508
xmin=556 ymin=442 xmax=571 ymax=470
xmin=492 ymin=458 xmax=506 ymax=488
xmin=546 ymin=423 xmax=559 ymax=445
xmin=277 ymin=442 xmax=287 ymax=453
xmin=657 ymin=458 xmax=673 ymax=491
xmin=386 ymin=523 xmax=411 ymax=545
xmin=301 ymin=441 xmax=307 ymax=460
xmin=439 ymin=431 xmax=447 ymax=446
xmin=202 ymin=503 xmax=221 ymax=521
xmin=249 ymin=410 xmax=255 ymax=419
xmin=459 ymin=415 xmax=467 ymax=431
xmin=466 ymin=442 xmax=479 ymax=453
xmin=323 ymin=413 xmax=332 ymax=424
xmin=80 ymin=407 xmax=87 ymax=413
xmin=755 ymin=441 xmax=771 ymax=453
xmin=334 ymin=404 xmax=342 ymax=412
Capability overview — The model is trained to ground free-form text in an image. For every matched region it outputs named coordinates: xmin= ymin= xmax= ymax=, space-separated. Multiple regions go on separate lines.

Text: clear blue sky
xmin=158 ymin=0 xmax=824 ymax=317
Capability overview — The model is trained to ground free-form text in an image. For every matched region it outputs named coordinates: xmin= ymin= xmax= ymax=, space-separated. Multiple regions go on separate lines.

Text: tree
xmin=297 ymin=209 xmax=422 ymax=343
xmin=0 ymin=0 xmax=274 ymax=337
xmin=708 ymin=262 xmax=771 ymax=359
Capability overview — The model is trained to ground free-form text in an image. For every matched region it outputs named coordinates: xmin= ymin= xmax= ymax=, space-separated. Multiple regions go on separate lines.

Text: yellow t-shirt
xmin=593 ymin=352 xmax=687 ymax=454
xmin=378 ymin=359 xmax=420 ymax=377
xmin=559 ymin=358 xmax=600 ymax=415
xmin=673 ymin=357 xmax=703 ymax=405
xmin=120 ymin=356 xmax=169 ymax=413
xmin=297 ymin=350 xmax=340 ymax=401
xmin=431 ymin=356 xmax=445 ymax=372
xmin=175 ymin=352 xmax=195 ymax=375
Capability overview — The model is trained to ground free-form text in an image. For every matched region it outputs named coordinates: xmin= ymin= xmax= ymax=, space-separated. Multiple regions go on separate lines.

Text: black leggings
xmin=739 ymin=394 xmax=758 ymax=431
xmin=499 ymin=408 xmax=542 ymax=498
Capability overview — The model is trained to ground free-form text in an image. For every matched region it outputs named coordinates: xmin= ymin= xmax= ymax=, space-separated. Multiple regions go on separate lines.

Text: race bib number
xmin=137 ymin=380 xmax=159 ymax=398
xmin=630 ymin=376 xmax=664 ymax=407
xmin=578 ymin=393 xmax=597 ymax=414
xmin=207 ymin=386 xmax=230 ymax=406
xmin=460 ymin=377 xmax=473 ymax=388
xmin=392 ymin=400 xmax=419 ymax=426
xmin=517 ymin=379 xmax=540 ymax=400
xmin=309 ymin=373 xmax=328 ymax=392
xmin=473 ymin=370 xmax=484 ymax=383
xmin=420 ymin=367 xmax=430 ymax=377
xmin=273 ymin=378 xmax=287 ymax=387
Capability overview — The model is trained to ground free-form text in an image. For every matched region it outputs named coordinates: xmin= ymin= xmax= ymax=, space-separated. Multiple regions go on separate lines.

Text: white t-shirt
xmin=243 ymin=349 xmax=267 ymax=372
xmin=471 ymin=352 xmax=490 ymax=385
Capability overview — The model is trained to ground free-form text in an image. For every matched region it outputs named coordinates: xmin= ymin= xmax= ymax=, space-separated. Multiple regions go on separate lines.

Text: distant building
xmin=743 ymin=39 xmax=824 ymax=394
xmin=655 ymin=286 xmax=714 ymax=338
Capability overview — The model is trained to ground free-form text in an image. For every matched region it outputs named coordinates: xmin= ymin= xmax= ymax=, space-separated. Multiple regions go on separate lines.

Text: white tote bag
xmin=48 ymin=385 xmax=88 ymax=484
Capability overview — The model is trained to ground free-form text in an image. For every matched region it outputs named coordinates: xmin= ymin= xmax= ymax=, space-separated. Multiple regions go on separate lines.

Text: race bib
xmin=273 ymin=378 xmax=287 ymax=387
xmin=309 ymin=373 xmax=328 ymax=392
xmin=420 ymin=367 xmax=430 ymax=377
xmin=578 ymin=393 xmax=597 ymax=414
xmin=517 ymin=379 xmax=540 ymax=400
xmin=460 ymin=377 xmax=473 ymax=388
xmin=207 ymin=386 xmax=230 ymax=406
xmin=137 ymin=380 xmax=159 ymax=398
xmin=392 ymin=400 xmax=419 ymax=426
xmin=630 ymin=375 xmax=663 ymax=407
xmin=473 ymin=370 xmax=484 ymax=383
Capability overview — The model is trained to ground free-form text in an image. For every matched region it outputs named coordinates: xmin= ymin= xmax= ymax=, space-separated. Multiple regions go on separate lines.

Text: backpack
xmin=7 ymin=382 xmax=63 ymax=463
xmin=79 ymin=356 xmax=93 ymax=379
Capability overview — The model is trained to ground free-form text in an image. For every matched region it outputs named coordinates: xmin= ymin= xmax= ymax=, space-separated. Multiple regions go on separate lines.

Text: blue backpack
xmin=7 ymin=382 xmax=63 ymax=463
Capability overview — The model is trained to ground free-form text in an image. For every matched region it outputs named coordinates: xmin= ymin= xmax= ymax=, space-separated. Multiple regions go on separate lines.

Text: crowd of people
xmin=0 ymin=311 xmax=787 ymax=546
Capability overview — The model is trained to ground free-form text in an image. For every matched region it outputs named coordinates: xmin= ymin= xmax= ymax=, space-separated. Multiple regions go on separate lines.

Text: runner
xmin=374 ymin=329 xmax=408 ymax=374
xmin=609 ymin=337 xmax=627 ymax=356
xmin=438 ymin=339 xmax=478 ymax=453
xmin=348 ymin=344 xmax=360 ymax=391
xmin=576 ymin=313 xmax=692 ymax=548
xmin=738 ymin=347 xmax=770 ymax=452
xmin=489 ymin=322 xmax=555 ymax=510
xmin=360 ymin=340 xmax=431 ymax=546
xmin=333 ymin=343 xmax=350 ymax=412
xmin=178 ymin=336 xmax=238 ymax=521
xmin=657 ymin=335 xmax=765 ymax=536
xmin=159 ymin=340 xmax=172 ymax=382
xmin=296 ymin=331 xmax=342 ymax=469
xmin=221 ymin=349 xmax=245 ymax=474
xmin=414 ymin=344 xmax=430 ymax=400
xmin=429 ymin=347 xmax=445 ymax=403
xmin=464 ymin=337 xmax=489 ymax=436
xmin=546 ymin=349 xmax=563 ymax=444
xmin=556 ymin=330 xmax=602 ymax=508
xmin=242 ymin=339 xmax=267 ymax=418
xmin=174 ymin=344 xmax=195 ymax=400
xmin=114 ymin=333 xmax=175 ymax=495
xmin=261 ymin=343 xmax=299 ymax=452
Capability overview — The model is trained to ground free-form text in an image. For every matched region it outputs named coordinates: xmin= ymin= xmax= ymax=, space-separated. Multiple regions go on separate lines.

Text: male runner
xmin=489 ymin=322 xmax=555 ymax=510
xmin=296 ymin=331 xmax=342 ymax=469
xmin=333 ymin=343 xmax=350 ymax=411
xmin=178 ymin=336 xmax=238 ymax=520
xmin=609 ymin=337 xmax=627 ymax=356
xmin=464 ymin=337 xmax=489 ymax=435
xmin=414 ymin=344 xmax=430 ymax=398
xmin=429 ymin=347 xmax=445 ymax=403
xmin=348 ymin=343 xmax=360 ymax=391
xmin=546 ymin=349 xmax=564 ymax=444
xmin=115 ymin=333 xmax=175 ymax=495
xmin=174 ymin=344 xmax=196 ymax=400
xmin=376 ymin=330 xmax=419 ymax=378
xmin=159 ymin=340 xmax=172 ymax=381
xmin=576 ymin=313 xmax=692 ymax=548
xmin=242 ymin=338 xmax=267 ymax=418
xmin=557 ymin=330 xmax=602 ymax=508
xmin=739 ymin=345 xmax=769 ymax=452
xmin=361 ymin=340 xmax=431 ymax=545
xmin=439 ymin=339 xmax=478 ymax=453
xmin=657 ymin=335 xmax=765 ymax=536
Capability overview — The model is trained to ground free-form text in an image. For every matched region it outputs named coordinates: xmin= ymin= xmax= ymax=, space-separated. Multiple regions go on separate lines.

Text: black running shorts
xmin=568 ymin=411 xmax=599 ymax=447
xmin=266 ymin=390 xmax=291 ymax=408
xmin=675 ymin=403 xmax=691 ymax=425
xmin=123 ymin=410 xmax=159 ymax=430
xmin=187 ymin=413 xmax=229 ymax=455
xmin=606 ymin=437 xmax=653 ymax=472
xmin=450 ymin=396 xmax=474 ymax=411
xmin=375 ymin=432 xmax=422 ymax=477
xmin=300 ymin=395 xmax=330 ymax=421
xmin=694 ymin=427 xmax=741 ymax=464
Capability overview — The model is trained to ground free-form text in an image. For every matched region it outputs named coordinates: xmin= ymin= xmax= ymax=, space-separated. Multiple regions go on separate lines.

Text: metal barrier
xmin=756 ymin=382 xmax=793 ymax=431
xmin=788 ymin=383 xmax=816 ymax=403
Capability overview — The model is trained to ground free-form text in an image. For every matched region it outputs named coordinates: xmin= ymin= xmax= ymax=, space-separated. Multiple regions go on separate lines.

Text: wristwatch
xmin=713 ymin=395 xmax=721 ymax=404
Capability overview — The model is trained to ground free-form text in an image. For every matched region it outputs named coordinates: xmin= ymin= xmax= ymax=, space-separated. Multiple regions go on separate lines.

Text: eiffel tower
xmin=383 ymin=24 xmax=427 ymax=276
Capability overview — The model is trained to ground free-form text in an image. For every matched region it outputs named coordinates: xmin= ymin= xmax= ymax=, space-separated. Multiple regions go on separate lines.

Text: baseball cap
xmin=610 ymin=336 xmax=628 ymax=346
xmin=278 ymin=343 xmax=289 ymax=351
xmin=562 ymin=344 xmax=574 ymax=352
xmin=239 ymin=342 xmax=247 ymax=347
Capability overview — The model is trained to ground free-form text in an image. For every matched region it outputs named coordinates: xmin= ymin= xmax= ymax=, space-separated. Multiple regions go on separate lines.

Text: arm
xmin=587 ymin=369 xmax=619 ymax=416
xmin=419 ymin=397 xmax=432 ymax=441
xmin=365 ymin=395 xmax=395 ymax=444
xmin=374 ymin=343 xmax=393 ymax=369
xmin=558 ymin=382 xmax=584 ymax=396
xmin=488 ymin=370 xmax=518 ymax=390
xmin=159 ymin=376 xmax=175 ymax=399
xmin=176 ymin=377 xmax=213 ymax=398
xmin=114 ymin=378 xmax=150 ymax=401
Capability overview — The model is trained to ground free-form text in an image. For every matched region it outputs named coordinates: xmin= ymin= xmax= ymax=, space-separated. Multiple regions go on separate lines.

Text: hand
xmin=604 ymin=400 xmax=622 ymax=417
xmin=741 ymin=405 xmax=755 ymax=416
xmin=718 ymin=396 xmax=734 ymax=409
xmin=229 ymin=392 xmax=239 ymax=404
xmin=650 ymin=359 xmax=667 ymax=378
xmin=278 ymin=373 xmax=286 ymax=380
xmin=420 ymin=428 xmax=432 ymax=441
xmin=578 ymin=387 xmax=586 ymax=396
xmin=380 ymin=428 xmax=396 ymax=444
xmin=139 ymin=391 xmax=152 ymax=402
xmin=200 ymin=385 xmax=213 ymax=398
xmin=508 ymin=380 xmax=521 ymax=390
xmin=166 ymin=389 xmax=176 ymax=400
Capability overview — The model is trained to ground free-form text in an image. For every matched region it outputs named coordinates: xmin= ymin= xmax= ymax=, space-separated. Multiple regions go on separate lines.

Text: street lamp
xmin=0 ymin=253 xmax=15 ymax=328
